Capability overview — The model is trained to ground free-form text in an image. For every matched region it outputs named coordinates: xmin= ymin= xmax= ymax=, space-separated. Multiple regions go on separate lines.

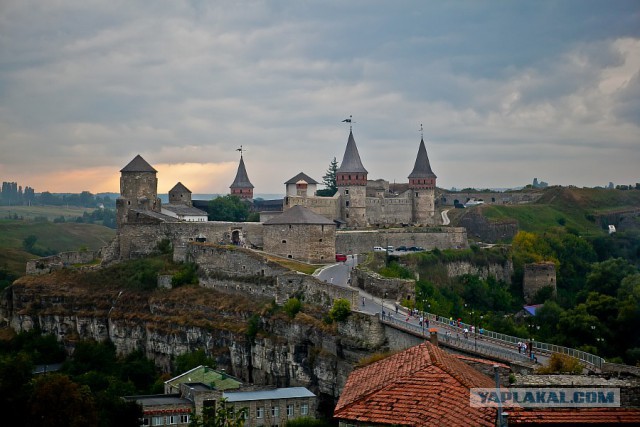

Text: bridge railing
xmin=426 ymin=313 xmax=604 ymax=370
xmin=381 ymin=315 xmax=533 ymax=364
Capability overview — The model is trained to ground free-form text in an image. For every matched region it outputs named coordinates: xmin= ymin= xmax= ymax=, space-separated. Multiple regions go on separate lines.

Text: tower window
xmin=345 ymin=190 xmax=349 ymax=195
xmin=346 ymin=201 xmax=350 ymax=207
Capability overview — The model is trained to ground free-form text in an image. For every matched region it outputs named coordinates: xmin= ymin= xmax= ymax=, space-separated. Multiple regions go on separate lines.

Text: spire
xmin=408 ymin=137 xmax=436 ymax=179
xmin=337 ymin=130 xmax=368 ymax=174
xmin=230 ymin=155 xmax=254 ymax=189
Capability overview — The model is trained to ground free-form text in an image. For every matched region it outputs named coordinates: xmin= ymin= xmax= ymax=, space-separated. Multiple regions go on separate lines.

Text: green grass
xmin=0 ymin=205 xmax=95 ymax=221
xmin=0 ymin=219 xmax=115 ymax=277
xmin=479 ymin=187 xmax=640 ymax=236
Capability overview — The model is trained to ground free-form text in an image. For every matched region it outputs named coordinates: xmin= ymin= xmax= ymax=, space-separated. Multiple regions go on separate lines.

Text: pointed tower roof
xmin=169 ymin=182 xmax=191 ymax=194
xmin=408 ymin=138 xmax=437 ymax=179
xmin=120 ymin=154 xmax=157 ymax=173
xmin=230 ymin=156 xmax=254 ymax=189
xmin=337 ymin=130 xmax=368 ymax=174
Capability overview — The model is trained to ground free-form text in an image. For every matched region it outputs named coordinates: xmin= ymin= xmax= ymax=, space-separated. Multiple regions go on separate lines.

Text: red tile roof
xmin=507 ymin=408 xmax=640 ymax=424
xmin=334 ymin=342 xmax=497 ymax=427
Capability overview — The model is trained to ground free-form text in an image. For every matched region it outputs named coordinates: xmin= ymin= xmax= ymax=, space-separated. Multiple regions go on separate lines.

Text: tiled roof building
xmin=334 ymin=342 xmax=497 ymax=427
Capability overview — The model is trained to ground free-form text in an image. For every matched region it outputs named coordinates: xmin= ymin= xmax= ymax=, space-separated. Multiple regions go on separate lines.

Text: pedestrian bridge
xmin=378 ymin=312 xmax=604 ymax=372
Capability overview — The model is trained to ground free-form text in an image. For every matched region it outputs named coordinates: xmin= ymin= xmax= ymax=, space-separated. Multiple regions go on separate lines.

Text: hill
xmin=461 ymin=187 xmax=640 ymax=237
xmin=0 ymin=219 xmax=115 ymax=277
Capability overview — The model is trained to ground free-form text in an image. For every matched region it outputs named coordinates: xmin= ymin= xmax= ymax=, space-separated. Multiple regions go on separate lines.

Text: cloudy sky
xmin=1 ymin=1 xmax=639 ymax=195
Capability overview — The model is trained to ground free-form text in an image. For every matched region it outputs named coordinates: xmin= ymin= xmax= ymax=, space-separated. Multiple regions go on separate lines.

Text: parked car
xmin=386 ymin=245 xmax=395 ymax=252
xmin=373 ymin=246 xmax=385 ymax=252
xmin=335 ymin=253 xmax=347 ymax=262
xmin=408 ymin=246 xmax=425 ymax=252
xmin=397 ymin=246 xmax=408 ymax=251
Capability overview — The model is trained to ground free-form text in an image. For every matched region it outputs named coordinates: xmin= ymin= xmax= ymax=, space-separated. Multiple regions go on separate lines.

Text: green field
xmin=477 ymin=187 xmax=640 ymax=236
xmin=0 ymin=205 xmax=94 ymax=221
xmin=0 ymin=215 xmax=115 ymax=277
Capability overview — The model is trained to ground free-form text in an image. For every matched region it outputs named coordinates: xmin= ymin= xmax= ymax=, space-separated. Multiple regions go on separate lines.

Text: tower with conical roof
xmin=337 ymin=130 xmax=368 ymax=227
xmin=408 ymin=135 xmax=437 ymax=224
xmin=229 ymin=151 xmax=254 ymax=200
xmin=116 ymin=154 xmax=162 ymax=227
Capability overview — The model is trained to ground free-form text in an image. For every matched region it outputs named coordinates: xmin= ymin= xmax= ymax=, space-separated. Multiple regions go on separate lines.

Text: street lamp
xmin=527 ymin=322 xmax=540 ymax=359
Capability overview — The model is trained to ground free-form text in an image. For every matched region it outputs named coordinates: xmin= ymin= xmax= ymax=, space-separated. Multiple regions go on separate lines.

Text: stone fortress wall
xmin=365 ymin=194 xmax=413 ymax=225
xmin=185 ymin=243 xmax=359 ymax=308
xmin=26 ymin=250 xmax=100 ymax=275
xmin=335 ymin=227 xmax=468 ymax=255
xmin=523 ymin=262 xmax=557 ymax=304
xmin=439 ymin=191 xmax=544 ymax=206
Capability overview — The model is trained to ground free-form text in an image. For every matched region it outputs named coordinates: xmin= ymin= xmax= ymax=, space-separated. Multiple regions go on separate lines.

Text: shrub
xmin=536 ymin=353 xmax=583 ymax=374
xmin=171 ymin=263 xmax=198 ymax=287
xmin=329 ymin=299 xmax=351 ymax=322
xmin=283 ymin=298 xmax=302 ymax=318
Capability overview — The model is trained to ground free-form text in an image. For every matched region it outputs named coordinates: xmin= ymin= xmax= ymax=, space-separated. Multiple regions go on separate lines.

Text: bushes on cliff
xmin=329 ymin=299 xmax=351 ymax=322
xmin=283 ymin=297 xmax=302 ymax=318
xmin=172 ymin=262 xmax=199 ymax=287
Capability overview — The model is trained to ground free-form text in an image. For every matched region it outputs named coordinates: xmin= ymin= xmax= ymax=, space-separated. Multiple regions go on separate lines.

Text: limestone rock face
xmin=1 ymin=276 xmax=384 ymax=403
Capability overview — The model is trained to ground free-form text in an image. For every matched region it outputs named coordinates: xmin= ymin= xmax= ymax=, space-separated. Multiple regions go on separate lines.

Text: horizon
xmin=1 ymin=1 xmax=638 ymax=194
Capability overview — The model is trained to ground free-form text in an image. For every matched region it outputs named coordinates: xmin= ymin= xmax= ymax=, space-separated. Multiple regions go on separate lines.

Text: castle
xmin=280 ymin=129 xmax=438 ymax=228
xmin=110 ymin=128 xmax=467 ymax=264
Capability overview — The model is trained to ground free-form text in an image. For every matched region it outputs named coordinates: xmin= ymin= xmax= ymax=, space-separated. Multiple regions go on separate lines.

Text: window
xmin=345 ymin=189 xmax=349 ymax=195
xmin=168 ymin=415 xmax=178 ymax=425
xmin=345 ymin=201 xmax=350 ymax=207
xmin=142 ymin=418 xmax=150 ymax=426
xmin=180 ymin=415 xmax=190 ymax=424
xmin=287 ymin=404 xmax=294 ymax=417
xmin=282 ymin=240 xmax=286 ymax=243
xmin=152 ymin=416 xmax=164 ymax=426
xmin=301 ymin=404 xmax=309 ymax=416
xmin=272 ymin=406 xmax=280 ymax=418
xmin=256 ymin=407 xmax=264 ymax=419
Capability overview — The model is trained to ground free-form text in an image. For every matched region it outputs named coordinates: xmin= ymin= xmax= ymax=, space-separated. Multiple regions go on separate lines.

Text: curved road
xmin=441 ymin=209 xmax=451 ymax=225
xmin=316 ymin=258 xmax=546 ymax=365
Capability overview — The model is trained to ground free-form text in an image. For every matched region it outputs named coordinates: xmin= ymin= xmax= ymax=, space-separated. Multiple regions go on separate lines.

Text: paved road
xmin=441 ymin=209 xmax=451 ymax=225
xmin=316 ymin=260 xmax=546 ymax=365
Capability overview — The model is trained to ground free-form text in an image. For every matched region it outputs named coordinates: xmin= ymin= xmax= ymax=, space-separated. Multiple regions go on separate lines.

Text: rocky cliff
xmin=0 ymin=271 xmax=386 ymax=408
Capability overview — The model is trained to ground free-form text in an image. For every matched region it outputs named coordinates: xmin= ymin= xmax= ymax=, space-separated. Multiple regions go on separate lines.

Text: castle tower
xmin=168 ymin=182 xmax=192 ymax=206
xmin=229 ymin=154 xmax=254 ymax=200
xmin=116 ymin=154 xmax=161 ymax=227
xmin=408 ymin=137 xmax=437 ymax=224
xmin=336 ymin=130 xmax=368 ymax=228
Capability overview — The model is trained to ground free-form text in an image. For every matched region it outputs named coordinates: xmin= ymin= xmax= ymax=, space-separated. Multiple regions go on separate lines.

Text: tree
xmin=283 ymin=297 xmax=302 ymax=318
xmin=28 ymin=374 xmax=98 ymax=427
xmin=207 ymin=195 xmax=250 ymax=222
xmin=23 ymin=235 xmax=38 ymax=252
xmin=585 ymin=258 xmax=637 ymax=296
xmin=317 ymin=158 xmax=338 ymax=197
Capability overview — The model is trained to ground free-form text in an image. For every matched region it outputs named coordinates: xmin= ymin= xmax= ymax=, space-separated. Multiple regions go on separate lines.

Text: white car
xmin=373 ymin=246 xmax=385 ymax=252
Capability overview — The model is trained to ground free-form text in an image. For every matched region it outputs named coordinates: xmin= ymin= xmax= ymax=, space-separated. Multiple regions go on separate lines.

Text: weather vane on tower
xmin=236 ymin=145 xmax=245 ymax=158
xmin=342 ymin=115 xmax=355 ymax=131
xmin=420 ymin=123 xmax=424 ymax=139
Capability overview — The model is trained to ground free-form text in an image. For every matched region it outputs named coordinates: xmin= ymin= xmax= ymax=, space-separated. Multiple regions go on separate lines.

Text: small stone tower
xmin=168 ymin=182 xmax=192 ymax=206
xmin=408 ymin=137 xmax=437 ymax=224
xmin=230 ymin=154 xmax=254 ymax=200
xmin=337 ymin=130 xmax=368 ymax=228
xmin=116 ymin=154 xmax=161 ymax=227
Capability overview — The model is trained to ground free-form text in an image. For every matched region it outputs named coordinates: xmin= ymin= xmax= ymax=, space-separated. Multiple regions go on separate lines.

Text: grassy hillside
xmin=0 ymin=205 xmax=94 ymax=221
xmin=477 ymin=187 xmax=640 ymax=236
xmin=0 ymin=219 xmax=115 ymax=277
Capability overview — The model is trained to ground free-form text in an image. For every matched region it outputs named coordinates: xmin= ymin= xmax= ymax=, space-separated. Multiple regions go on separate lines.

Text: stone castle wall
xmin=26 ymin=250 xmax=99 ymax=275
xmin=117 ymin=221 xmax=264 ymax=260
xmin=335 ymin=227 xmax=468 ymax=254
xmin=523 ymin=262 xmax=557 ymax=304
xmin=263 ymin=223 xmax=335 ymax=264
xmin=366 ymin=195 xmax=413 ymax=225
xmin=439 ymin=191 xmax=544 ymax=206
xmin=284 ymin=195 xmax=340 ymax=219
xmin=351 ymin=268 xmax=415 ymax=303
xmin=186 ymin=244 xmax=358 ymax=309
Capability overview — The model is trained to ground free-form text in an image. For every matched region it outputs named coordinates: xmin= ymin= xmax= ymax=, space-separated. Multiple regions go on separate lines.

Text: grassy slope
xmin=479 ymin=187 xmax=640 ymax=236
xmin=0 ymin=205 xmax=94 ymax=221
xmin=0 ymin=219 xmax=115 ymax=276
